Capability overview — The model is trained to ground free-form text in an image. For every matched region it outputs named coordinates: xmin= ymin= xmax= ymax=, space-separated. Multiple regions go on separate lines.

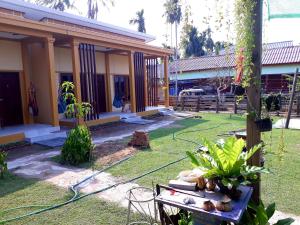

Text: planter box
xmin=231 ymin=84 xmax=245 ymax=96
xmin=255 ymin=118 xmax=272 ymax=132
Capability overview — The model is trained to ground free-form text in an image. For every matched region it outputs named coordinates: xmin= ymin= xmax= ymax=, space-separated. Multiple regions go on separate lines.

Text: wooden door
xmin=0 ymin=73 xmax=23 ymax=127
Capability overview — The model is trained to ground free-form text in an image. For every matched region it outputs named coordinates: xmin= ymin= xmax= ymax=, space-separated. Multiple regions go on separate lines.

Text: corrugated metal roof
xmin=170 ymin=44 xmax=300 ymax=73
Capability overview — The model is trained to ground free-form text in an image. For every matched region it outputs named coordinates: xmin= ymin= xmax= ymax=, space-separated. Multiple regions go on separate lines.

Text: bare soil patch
xmin=4 ymin=144 xmax=51 ymax=161
xmin=92 ymin=140 xmax=138 ymax=166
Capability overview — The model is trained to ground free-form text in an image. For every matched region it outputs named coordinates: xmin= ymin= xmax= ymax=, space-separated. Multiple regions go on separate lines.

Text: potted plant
xmin=187 ymin=137 xmax=269 ymax=200
xmin=254 ymin=100 xmax=273 ymax=132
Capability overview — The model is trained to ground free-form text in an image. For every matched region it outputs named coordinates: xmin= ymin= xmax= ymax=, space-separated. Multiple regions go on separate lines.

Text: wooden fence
xmin=167 ymin=93 xmax=300 ymax=116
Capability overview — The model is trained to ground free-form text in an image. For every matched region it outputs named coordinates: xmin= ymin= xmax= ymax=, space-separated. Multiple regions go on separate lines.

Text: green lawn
xmin=108 ymin=113 xmax=300 ymax=215
xmin=0 ymin=173 xmax=140 ymax=225
xmin=1 ymin=113 xmax=299 ymax=224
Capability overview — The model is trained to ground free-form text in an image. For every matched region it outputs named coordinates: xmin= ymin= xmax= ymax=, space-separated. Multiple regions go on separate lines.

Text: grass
xmin=107 ymin=113 xmax=300 ymax=215
xmin=0 ymin=173 xmax=141 ymax=225
xmin=1 ymin=113 xmax=299 ymax=224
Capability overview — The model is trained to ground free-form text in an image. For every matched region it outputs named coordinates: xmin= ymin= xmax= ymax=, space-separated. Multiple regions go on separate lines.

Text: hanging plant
xmin=234 ymin=0 xmax=256 ymax=89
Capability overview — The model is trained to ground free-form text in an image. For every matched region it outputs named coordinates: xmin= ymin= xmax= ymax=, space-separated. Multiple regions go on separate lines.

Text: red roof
xmin=170 ymin=43 xmax=300 ymax=73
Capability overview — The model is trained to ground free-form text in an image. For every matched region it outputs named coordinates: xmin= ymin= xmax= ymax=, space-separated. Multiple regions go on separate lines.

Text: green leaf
xmin=265 ymin=203 xmax=276 ymax=219
xmin=186 ymin=151 xmax=200 ymax=167
xmin=273 ymin=218 xmax=295 ymax=225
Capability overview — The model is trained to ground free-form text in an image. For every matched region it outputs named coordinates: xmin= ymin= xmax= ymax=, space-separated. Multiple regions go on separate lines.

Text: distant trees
xmin=87 ymin=0 xmax=114 ymax=19
xmin=129 ymin=9 xmax=146 ymax=33
xmin=31 ymin=0 xmax=73 ymax=11
xmin=180 ymin=25 xmax=217 ymax=58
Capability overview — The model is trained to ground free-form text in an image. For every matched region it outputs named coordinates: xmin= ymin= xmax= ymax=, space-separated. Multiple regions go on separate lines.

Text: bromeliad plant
xmin=187 ymin=137 xmax=269 ymax=199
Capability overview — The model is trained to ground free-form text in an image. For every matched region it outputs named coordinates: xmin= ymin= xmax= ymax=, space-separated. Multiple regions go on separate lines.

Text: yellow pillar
xmin=44 ymin=37 xmax=59 ymax=126
xmin=21 ymin=41 xmax=33 ymax=124
xmin=70 ymin=39 xmax=84 ymax=125
xmin=163 ymin=56 xmax=170 ymax=108
xmin=105 ymin=53 xmax=112 ymax=112
xmin=128 ymin=51 xmax=136 ymax=113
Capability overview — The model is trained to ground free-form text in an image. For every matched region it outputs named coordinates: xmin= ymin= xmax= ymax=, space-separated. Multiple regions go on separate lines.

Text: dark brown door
xmin=0 ymin=73 xmax=23 ymax=127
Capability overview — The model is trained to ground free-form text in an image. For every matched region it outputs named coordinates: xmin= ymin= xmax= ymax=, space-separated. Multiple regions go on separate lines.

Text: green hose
xmin=0 ymin=121 xmax=231 ymax=224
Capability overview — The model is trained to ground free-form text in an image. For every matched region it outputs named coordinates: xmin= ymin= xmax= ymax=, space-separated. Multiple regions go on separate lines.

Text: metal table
xmin=155 ymin=185 xmax=253 ymax=225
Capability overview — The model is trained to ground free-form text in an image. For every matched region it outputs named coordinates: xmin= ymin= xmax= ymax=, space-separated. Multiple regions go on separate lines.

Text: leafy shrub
xmin=0 ymin=151 xmax=8 ymax=178
xmin=61 ymin=126 xmax=94 ymax=166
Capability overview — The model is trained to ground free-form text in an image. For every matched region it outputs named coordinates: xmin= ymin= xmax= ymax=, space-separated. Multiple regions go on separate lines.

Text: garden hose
xmin=0 ymin=120 xmax=234 ymax=224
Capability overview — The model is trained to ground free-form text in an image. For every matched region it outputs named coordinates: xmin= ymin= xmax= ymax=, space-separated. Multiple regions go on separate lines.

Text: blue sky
xmin=68 ymin=0 xmax=300 ymax=47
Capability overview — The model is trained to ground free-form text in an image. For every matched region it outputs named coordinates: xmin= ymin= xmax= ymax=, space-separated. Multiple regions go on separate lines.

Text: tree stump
xmin=128 ymin=131 xmax=150 ymax=148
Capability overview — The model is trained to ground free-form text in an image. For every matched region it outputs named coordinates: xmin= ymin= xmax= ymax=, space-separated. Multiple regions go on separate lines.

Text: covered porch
xmin=0 ymin=2 xmax=171 ymax=144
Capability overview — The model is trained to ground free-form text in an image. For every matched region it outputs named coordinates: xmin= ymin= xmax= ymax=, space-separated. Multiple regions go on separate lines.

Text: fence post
xmin=234 ymin=95 xmax=237 ymax=114
xmin=216 ymin=95 xmax=219 ymax=113
xmin=196 ymin=96 xmax=201 ymax=112
xmin=297 ymin=95 xmax=300 ymax=116
xmin=181 ymin=96 xmax=185 ymax=111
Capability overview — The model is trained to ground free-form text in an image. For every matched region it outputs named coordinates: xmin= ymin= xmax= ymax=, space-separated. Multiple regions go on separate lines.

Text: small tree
xmin=61 ymin=81 xmax=94 ymax=166
xmin=61 ymin=81 xmax=91 ymax=125
xmin=0 ymin=151 xmax=8 ymax=179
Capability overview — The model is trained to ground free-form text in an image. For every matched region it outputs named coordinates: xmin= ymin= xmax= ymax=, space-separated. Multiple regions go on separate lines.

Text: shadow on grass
xmin=0 ymin=173 xmax=38 ymax=198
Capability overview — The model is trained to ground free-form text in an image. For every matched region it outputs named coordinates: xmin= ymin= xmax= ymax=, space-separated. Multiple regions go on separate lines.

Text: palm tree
xmin=32 ymin=0 xmax=73 ymax=11
xmin=87 ymin=0 xmax=114 ymax=20
xmin=163 ymin=0 xmax=182 ymax=96
xmin=129 ymin=9 xmax=146 ymax=33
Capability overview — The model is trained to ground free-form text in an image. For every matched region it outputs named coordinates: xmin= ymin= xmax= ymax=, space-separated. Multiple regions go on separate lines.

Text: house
xmin=0 ymin=0 xmax=171 ymax=144
xmin=169 ymin=41 xmax=300 ymax=95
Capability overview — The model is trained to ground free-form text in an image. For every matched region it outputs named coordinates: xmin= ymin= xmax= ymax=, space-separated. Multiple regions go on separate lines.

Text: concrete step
xmin=26 ymin=131 xmax=67 ymax=143
xmin=24 ymin=125 xmax=60 ymax=138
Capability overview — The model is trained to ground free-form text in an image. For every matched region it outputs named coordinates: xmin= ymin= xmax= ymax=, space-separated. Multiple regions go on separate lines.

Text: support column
xmin=21 ymin=41 xmax=33 ymax=124
xmin=163 ymin=56 xmax=170 ymax=108
xmin=246 ymin=0 xmax=262 ymax=203
xmin=44 ymin=37 xmax=59 ymax=127
xmin=105 ymin=53 xmax=112 ymax=112
xmin=71 ymin=39 xmax=84 ymax=125
xmin=128 ymin=51 xmax=136 ymax=113
xmin=144 ymin=58 xmax=148 ymax=107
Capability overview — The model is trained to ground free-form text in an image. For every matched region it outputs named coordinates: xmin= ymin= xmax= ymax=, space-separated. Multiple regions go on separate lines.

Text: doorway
xmin=113 ymin=75 xmax=130 ymax=109
xmin=0 ymin=72 xmax=23 ymax=127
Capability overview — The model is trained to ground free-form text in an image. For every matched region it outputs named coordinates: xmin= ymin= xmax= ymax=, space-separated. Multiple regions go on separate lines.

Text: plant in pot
xmin=187 ymin=137 xmax=269 ymax=200
xmin=239 ymin=201 xmax=294 ymax=225
xmin=254 ymin=101 xmax=273 ymax=132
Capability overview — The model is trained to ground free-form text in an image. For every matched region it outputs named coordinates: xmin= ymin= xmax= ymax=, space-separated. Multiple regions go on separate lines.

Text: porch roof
xmin=0 ymin=0 xmax=155 ymax=43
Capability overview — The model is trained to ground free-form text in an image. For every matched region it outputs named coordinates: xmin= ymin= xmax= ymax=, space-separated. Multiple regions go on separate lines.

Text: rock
xmin=128 ymin=131 xmax=150 ymax=148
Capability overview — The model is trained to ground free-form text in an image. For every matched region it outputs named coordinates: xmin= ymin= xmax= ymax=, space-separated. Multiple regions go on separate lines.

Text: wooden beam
xmin=246 ymin=0 xmax=263 ymax=203
xmin=70 ymin=38 xmax=84 ymax=125
xmin=44 ymin=37 xmax=59 ymax=126
xmin=144 ymin=58 xmax=148 ymax=106
xmin=21 ymin=41 xmax=33 ymax=124
xmin=128 ymin=51 xmax=136 ymax=113
xmin=105 ymin=53 xmax=112 ymax=112
xmin=163 ymin=56 xmax=170 ymax=107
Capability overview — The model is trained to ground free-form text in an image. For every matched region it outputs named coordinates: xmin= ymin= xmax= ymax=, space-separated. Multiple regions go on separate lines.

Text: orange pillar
xmin=163 ymin=56 xmax=170 ymax=108
xmin=70 ymin=39 xmax=84 ymax=125
xmin=21 ymin=41 xmax=33 ymax=124
xmin=105 ymin=53 xmax=112 ymax=112
xmin=44 ymin=37 xmax=59 ymax=127
xmin=128 ymin=51 xmax=136 ymax=113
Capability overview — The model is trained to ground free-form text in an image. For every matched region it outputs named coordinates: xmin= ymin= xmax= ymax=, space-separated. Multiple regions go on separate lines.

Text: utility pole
xmin=246 ymin=0 xmax=263 ymax=204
